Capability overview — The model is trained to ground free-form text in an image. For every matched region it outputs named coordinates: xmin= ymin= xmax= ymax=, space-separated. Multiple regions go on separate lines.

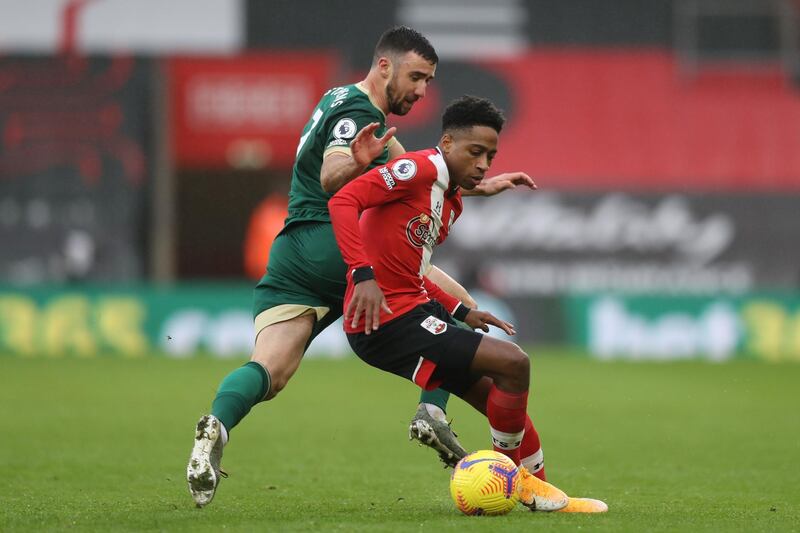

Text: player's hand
xmin=464 ymin=310 xmax=516 ymax=336
xmin=350 ymin=122 xmax=397 ymax=169
xmin=471 ymin=172 xmax=537 ymax=196
xmin=345 ymin=279 xmax=393 ymax=335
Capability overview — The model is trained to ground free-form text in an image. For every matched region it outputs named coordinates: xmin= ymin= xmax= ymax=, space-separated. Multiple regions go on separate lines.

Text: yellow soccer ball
xmin=450 ymin=450 xmax=520 ymax=516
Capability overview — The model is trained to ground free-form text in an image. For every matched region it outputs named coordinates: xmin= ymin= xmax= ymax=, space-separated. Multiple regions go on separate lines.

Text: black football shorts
xmin=347 ymin=300 xmax=484 ymax=396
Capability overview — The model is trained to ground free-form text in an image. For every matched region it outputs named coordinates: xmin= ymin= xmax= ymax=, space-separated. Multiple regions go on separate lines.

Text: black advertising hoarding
xmin=432 ymin=191 xmax=800 ymax=344
xmin=0 ymin=56 xmax=151 ymax=283
xmin=438 ymin=192 xmax=800 ymax=296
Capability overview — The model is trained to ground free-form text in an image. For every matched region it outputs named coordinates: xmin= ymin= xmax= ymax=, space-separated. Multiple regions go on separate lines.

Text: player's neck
xmin=360 ymin=71 xmax=390 ymax=116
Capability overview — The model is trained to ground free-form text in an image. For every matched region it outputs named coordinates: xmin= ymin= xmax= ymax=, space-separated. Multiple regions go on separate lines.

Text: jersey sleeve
xmin=322 ymin=108 xmax=385 ymax=158
xmin=329 ymin=153 xmax=436 ymax=271
xmin=422 ymin=276 xmax=462 ymax=315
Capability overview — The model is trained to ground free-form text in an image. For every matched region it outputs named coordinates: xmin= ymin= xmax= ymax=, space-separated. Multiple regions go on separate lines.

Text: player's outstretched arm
xmin=320 ymin=123 xmax=397 ymax=193
xmin=462 ymin=171 xmax=537 ymax=197
xmin=426 ymin=265 xmax=477 ymax=309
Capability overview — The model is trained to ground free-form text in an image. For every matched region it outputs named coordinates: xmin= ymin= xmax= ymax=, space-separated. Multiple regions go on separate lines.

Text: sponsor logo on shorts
xmin=406 ymin=214 xmax=436 ymax=248
xmin=421 ymin=316 xmax=447 ymax=335
xmin=379 ymin=167 xmax=396 ymax=190
xmin=333 ymin=118 xmax=357 ymax=139
xmin=391 ymin=158 xmax=416 ymax=180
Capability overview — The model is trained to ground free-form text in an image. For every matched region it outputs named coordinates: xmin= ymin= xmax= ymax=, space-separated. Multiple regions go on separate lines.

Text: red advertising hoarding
xmin=483 ymin=50 xmax=800 ymax=190
xmin=170 ymin=53 xmax=338 ymax=169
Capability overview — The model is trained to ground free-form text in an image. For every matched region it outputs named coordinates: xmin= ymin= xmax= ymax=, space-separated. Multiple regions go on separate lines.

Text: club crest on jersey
xmin=421 ymin=316 xmax=448 ymax=335
xmin=333 ymin=118 xmax=357 ymax=139
xmin=391 ymin=159 xmax=417 ymax=181
xmin=406 ymin=214 xmax=436 ymax=248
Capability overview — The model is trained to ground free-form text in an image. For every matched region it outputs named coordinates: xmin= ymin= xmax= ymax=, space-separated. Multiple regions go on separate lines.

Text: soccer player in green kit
xmin=187 ymin=26 xmax=536 ymax=507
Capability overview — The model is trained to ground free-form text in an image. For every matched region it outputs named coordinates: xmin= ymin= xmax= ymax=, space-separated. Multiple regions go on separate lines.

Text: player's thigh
xmin=252 ymin=223 xmax=346 ymax=340
xmin=252 ymin=313 xmax=315 ymax=396
xmin=468 ymin=336 xmax=530 ymax=386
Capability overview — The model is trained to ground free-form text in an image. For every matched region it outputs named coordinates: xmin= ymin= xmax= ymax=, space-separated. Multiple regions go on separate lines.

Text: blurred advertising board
xmin=170 ymin=53 xmax=338 ymax=169
xmin=565 ymin=293 xmax=800 ymax=362
xmin=0 ymin=285 xmax=529 ymax=359
xmin=0 ymin=56 xmax=152 ymax=283
xmin=0 ymin=285 xmax=349 ymax=359
xmin=436 ymin=191 xmax=800 ymax=296
xmin=2 ymin=285 xmax=799 ymax=361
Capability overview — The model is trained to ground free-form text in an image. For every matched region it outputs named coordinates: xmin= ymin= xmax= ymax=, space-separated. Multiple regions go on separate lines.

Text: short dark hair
xmin=442 ymin=95 xmax=505 ymax=134
xmin=374 ymin=26 xmax=438 ymax=65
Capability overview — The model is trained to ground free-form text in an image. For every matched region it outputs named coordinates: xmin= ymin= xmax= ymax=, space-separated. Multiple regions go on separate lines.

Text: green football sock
xmin=211 ymin=361 xmax=270 ymax=432
xmin=419 ymin=388 xmax=450 ymax=413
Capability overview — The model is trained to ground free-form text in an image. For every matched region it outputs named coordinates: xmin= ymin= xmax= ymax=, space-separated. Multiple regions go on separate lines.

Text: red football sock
xmin=486 ymin=385 xmax=528 ymax=465
xmin=520 ymin=416 xmax=547 ymax=480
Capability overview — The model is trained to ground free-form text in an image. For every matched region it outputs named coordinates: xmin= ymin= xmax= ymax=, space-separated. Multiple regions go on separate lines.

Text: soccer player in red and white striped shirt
xmin=329 ymin=96 xmax=606 ymax=513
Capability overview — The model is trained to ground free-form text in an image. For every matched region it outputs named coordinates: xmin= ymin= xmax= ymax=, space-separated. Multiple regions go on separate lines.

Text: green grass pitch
xmin=1 ymin=350 xmax=798 ymax=532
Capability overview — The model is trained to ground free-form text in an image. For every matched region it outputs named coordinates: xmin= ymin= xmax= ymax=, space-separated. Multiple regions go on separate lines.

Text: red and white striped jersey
xmin=329 ymin=147 xmax=465 ymax=334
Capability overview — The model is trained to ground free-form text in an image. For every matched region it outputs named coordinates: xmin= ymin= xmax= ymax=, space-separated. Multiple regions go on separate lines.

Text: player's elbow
xmin=320 ymin=175 xmax=337 ymax=194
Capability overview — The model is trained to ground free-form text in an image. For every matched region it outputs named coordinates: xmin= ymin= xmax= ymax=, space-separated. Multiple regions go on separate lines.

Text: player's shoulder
xmin=321 ymin=84 xmax=381 ymax=117
xmin=386 ymin=149 xmax=439 ymax=183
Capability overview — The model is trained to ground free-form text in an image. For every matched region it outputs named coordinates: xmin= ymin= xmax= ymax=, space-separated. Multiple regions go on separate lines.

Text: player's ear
xmin=440 ymin=133 xmax=453 ymax=154
xmin=377 ymin=56 xmax=392 ymax=79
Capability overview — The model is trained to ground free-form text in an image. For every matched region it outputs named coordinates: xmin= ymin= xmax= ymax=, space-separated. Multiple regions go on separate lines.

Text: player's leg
xmin=460 ymin=336 xmax=530 ymax=463
xmin=451 ymin=337 xmax=568 ymax=512
xmin=188 ymin=222 xmax=342 ymax=507
xmin=188 ymin=313 xmax=315 ymax=507
xmin=461 ymin=344 xmax=608 ymax=513
xmin=409 ymin=319 xmax=474 ymax=465
xmin=345 ymin=301 xmax=568 ymax=512
xmin=459 ymin=340 xmax=545 ymax=474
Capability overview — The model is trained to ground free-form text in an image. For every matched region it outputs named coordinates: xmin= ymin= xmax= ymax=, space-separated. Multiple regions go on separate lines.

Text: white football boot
xmin=187 ymin=415 xmax=226 ymax=507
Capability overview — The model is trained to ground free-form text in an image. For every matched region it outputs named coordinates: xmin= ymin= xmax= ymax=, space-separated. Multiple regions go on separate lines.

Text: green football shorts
xmin=252 ymin=222 xmax=348 ymax=342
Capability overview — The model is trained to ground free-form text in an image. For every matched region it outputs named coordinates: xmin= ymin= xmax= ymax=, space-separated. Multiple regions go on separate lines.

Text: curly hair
xmin=442 ymin=95 xmax=505 ymax=134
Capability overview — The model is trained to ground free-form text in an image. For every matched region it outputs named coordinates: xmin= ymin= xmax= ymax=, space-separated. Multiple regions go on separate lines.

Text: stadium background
xmin=2 ymin=1 xmax=800 ymax=531
xmin=2 ymin=0 xmax=799 ymax=362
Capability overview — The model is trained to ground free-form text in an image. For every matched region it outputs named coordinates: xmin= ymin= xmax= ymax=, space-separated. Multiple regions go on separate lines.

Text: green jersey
xmin=285 ymin=83 xmax=392 ymax=227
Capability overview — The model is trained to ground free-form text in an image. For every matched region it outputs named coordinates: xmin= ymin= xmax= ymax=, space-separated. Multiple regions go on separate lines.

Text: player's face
xmin=441 ymin=126 xmax=499 ymax=190
xmin=386 ymin=51 xmax=436 ymax=116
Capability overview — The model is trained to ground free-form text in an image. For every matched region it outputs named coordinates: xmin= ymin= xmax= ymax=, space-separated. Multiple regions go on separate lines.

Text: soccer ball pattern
xmin=449 ymin=450 xmax=520 ymax=516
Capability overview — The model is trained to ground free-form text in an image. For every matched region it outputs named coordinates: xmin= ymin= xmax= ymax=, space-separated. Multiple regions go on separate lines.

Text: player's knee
xmin=265 ymin=375 xmax=288 ymax=399
xmin=503 ymin=345 xmax=530 ymax=389
xmin=250 ymin=355 xmax=292 ymax=400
